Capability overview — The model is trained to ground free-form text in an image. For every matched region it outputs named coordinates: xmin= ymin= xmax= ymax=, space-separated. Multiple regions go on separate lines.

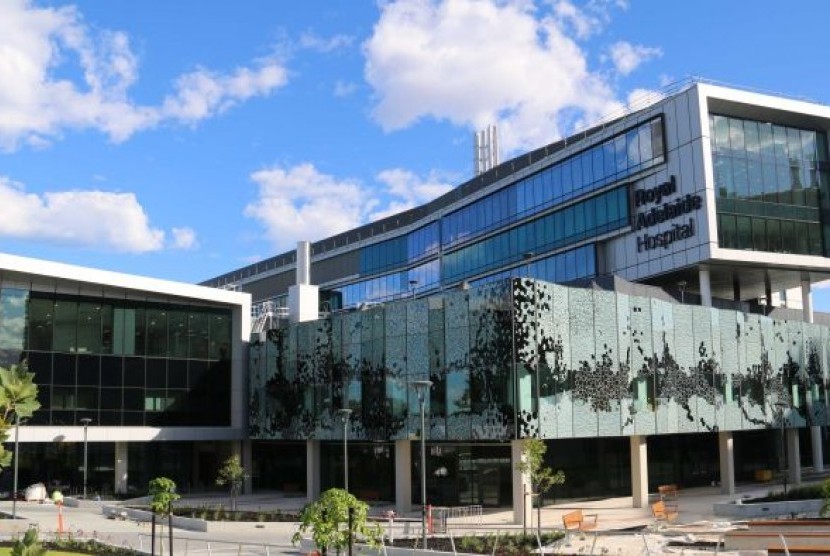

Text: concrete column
xmin=306 ymin=440 xmax=321 ymax=502
xmin=786 ymin=428 xmax=801 ymax=486
xmin=240 ymin=440 xmax=253 ymax=494
xmin=801 ymin=280 xmax=814 ymax=323
xmin=630 ymin=435 xmax=649 ymax=508
xmin=718 ymin=431 xmax=735 ymax=494
xmin=699 ymin=268 xmax=712 ymax=307
xmin=811 ymin=426 xmax=825 ymax=473
xmin=511 ymin=439 xmax=531 ymax=526
xmin=114 ymin=442 xmax=128 ymax=495
xmin=395 ymin=440 xmax=412 ymax=515
xmin=801 ymin=279 xmax=824 ymax=472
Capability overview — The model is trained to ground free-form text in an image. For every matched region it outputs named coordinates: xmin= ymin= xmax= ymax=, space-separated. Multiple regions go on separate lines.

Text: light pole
xmin=774 ymin=401 xmax=788 ymax=496
xmin=522 ymin=252 xmax=534 ymax=279
xmin=80 ymin=417 xmax=92 ymax=499
xmin=12 ymin=414 xmax=22 ymax=519
xmin=412 ymin=380 xmax=432 ymax=549
xmin=336 ymin=408 xmax=353 ymax=492
xmin=677 ymin=280 xmax=688 ymax=304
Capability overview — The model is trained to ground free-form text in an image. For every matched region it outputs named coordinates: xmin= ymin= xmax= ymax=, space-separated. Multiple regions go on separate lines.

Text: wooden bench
xmin=562 ymin=509 xmax=598 ymax=531
xmin=651 ymin=500 xmax=678 ymax=523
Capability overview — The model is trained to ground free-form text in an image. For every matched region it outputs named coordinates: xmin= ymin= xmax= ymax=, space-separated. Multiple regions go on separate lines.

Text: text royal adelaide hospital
xmin=4 ymin=80 xmax=830 ymax=519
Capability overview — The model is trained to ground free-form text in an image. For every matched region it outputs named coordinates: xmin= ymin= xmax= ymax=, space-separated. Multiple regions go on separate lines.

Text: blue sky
xmin=3 ymin=0 xmax=830 ymax=307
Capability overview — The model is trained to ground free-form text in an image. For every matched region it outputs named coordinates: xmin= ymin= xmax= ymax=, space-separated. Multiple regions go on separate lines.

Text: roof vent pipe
xmin=296 ymin=241 xmax=311 ymax=285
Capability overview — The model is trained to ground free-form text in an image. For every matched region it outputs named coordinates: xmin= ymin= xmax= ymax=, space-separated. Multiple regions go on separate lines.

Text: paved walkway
xmin=0 ymin=475 xmax=825 ymax=554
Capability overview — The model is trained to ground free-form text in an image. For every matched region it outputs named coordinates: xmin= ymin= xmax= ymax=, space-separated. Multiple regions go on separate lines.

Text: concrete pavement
xmin=0 ymin=476 xmax=825 ymax=554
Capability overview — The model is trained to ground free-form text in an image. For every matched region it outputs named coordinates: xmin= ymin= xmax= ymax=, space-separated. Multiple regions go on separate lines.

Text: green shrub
xmin=11 ymin=528 xmax=45 ymax=556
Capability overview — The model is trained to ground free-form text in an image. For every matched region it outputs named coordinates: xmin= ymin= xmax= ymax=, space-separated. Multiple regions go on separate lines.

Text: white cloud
xmin=370 ymin=168 xmax=453 ymax=220
xmin=607 ymin=41 xmax=662 ymax=76
xmin=0 ymin=0 xmax=288 ymax=150
xmin=0 ymin=176 xmax=189 ymax=252
xmin=299 ymin=31 xmax=354 ymax=52
xmin=363 ymin=0 xmax=640 ymax=154
xmin=170 ymin=227 xmax=198 ymax=250
xmin=244 ymin=164 xmax=452 ymax=252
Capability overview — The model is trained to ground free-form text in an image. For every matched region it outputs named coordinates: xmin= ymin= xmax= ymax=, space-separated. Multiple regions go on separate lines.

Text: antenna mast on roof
xmin=473 ymin=125 xmax=499 ymax=176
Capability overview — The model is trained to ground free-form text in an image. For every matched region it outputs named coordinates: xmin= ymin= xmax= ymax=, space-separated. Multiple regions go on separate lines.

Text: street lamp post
xmin=336 ymin=409 xmax=353 ymax=492
xmin=774 ymin=401 xmax=788 ymax=496
xmin=412 ymin=380 xmax=432 ymax=550
xmin=80 ymin=418 xmax=92 ymax=499
xmin=677 ymin=280 xmax=688 ymax=304
xmin=12 ymin=414 xmax=21 ymax=519
xmin=522 ymin=252 xmax=534 ymax=279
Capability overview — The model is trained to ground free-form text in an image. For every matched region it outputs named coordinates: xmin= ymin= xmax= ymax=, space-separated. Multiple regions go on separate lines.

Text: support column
xmin=786 ymin=428 xmax=801 ymax=486
xmin=718 ymin=431 xmax=735 ymax=494
xmin=240 ymin=440 xmax=253 ymax=494
xmin=699 ymin=268 xmax=712 ymax=307
xmin=511 ymin=439 xmax=531 ymax=526
xmin=802 ymin=279 xmax=824 ymax=472
xmin=306 ymin=440 xmax=321 ymax=502
xmin=395 ymin=440 xmax=412 ymax=515
xmin=114 ymin=442 xmax=128 ymax=495
xmin=811 ymin=427 xmax=825 ymax=473
xmin=630 ymin=435 xmax=649 ymax=508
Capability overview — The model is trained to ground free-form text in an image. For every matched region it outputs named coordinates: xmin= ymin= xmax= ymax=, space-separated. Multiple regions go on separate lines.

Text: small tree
xmin=516 ymin=437 xmax=565 ymax=536
xmin=149 ymin=476 xmax=180 ymax=515
xmin=292 ymin=488 xmax=382 ymax=556
xmin=821 ymin=477 xmax=830 ymax=517
xmin=0 ymin=362 xmax=42 ymax=468
xmin=216 ymin=454 xmax=246 ymax=511
xmin=149 ymin=477 xmax=180 ymax=556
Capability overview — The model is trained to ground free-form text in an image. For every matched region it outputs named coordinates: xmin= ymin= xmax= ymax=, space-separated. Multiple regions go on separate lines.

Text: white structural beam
xmin=786 ymin=428 xmax=801 ymax=486
xmin=630 ymin=435 xmax=649 ymax=508
xmin=699 ymin=268 xmax=712 ymax=307
xmin=306 ymin=440 xmax=321 ymax=502
xmin=395 ymin=440 xmax=412 ymax=515
xmin=114 ymin=442 xmax=128 ymax=495
xmin=718 ymin=431 xmax=735 ymax=494
xmin=511 ymin=439 xmax=531 ymax=526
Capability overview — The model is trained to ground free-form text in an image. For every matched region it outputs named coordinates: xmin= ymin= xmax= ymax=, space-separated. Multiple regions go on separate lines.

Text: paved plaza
xmin=0 ymin=476 xmax=825 ymax=555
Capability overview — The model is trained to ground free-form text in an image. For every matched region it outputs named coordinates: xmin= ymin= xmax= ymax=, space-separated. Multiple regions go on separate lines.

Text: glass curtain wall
xmin=15 ymin=291 xmax=233 ymax=427
xmin=710 ymin=114 xmax=830 ymax=254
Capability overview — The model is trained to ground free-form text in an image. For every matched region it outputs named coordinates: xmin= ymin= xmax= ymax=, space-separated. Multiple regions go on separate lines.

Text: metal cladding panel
xmin=594 ymin=290 xmax=622 ymax=437
xmin=248 ymin=278 xmax=830 ymax=442
xmin=569 ymin=288 xmax=598 ymax=437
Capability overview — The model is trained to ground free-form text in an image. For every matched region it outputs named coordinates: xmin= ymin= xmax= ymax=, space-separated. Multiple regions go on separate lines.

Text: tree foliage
xmin=149 ymin=477 xmax=180 ymax=515
xmin=821 ymin=477 xmax=830 ymax=517
xmin=215 ymin=454 xmax=246 ymax=510
xmin=0 ymin=362 xmax=42 ymax=468
xmin=292 ymin=488 xmax=382 ymax=555
xmin=516 ymin=437 xmax=566 ymax=497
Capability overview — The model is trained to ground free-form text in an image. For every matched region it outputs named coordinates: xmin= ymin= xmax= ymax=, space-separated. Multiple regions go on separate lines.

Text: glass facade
xmin=441 ymin=118 xmax=663 ymax=248
xmin=360 ymin=223 xmax=440 ymax=276
xmin=318 ymin=118 xmax=662 ymax=312
xmin=0 ymin=288 xmax=233 ymax=427
xmin=443 ymin=186 xmax=625 ymax=283
xmin=711 ymin=114 xmax=830 ymax=254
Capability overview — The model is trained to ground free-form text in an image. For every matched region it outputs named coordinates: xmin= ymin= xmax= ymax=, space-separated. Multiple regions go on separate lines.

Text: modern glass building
xmin=0 ymin=253 xmax=250 ymax=495
xmin=6 ymin=80 xmax=830 ymax=519
xmin=204 ymin=80 xmax=830 ymax=520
